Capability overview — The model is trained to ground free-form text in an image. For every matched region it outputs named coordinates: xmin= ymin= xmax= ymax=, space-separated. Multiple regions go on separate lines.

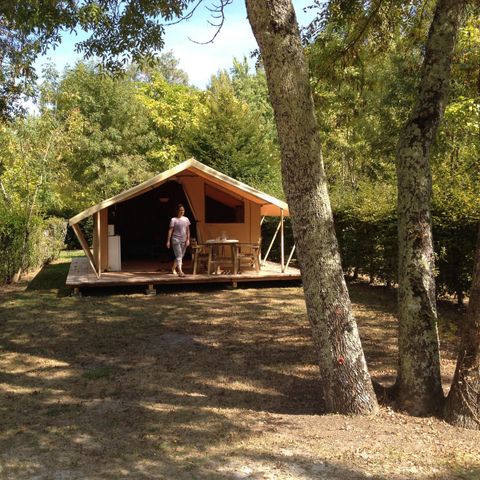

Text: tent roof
xmin=69 ymin=158 xmax=289 ymax=225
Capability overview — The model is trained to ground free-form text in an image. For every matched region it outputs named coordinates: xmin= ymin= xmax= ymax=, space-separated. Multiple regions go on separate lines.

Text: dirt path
xmin=0 ymin=256 xmax=478 ymax=479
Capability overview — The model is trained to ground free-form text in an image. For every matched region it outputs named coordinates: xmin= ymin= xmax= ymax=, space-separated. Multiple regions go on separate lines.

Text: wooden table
xmin=205 ymin=239 xmax=239 ymax=275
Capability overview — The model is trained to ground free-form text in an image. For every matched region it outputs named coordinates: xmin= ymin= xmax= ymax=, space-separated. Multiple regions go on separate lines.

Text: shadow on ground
xmin=0 ymin=257 xmax=475 ymax=479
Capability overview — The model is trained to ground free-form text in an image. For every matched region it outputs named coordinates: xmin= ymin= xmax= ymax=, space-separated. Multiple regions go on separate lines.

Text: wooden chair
xmin=206 ymin=246 xmax=232 ymax=275
xmin=235 ymin=243 xmax=261 ymax=273
xmin=191 ymin=240 xmax=209 ymax=274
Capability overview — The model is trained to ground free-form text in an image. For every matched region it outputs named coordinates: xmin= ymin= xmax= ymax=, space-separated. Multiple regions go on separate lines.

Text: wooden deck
xmin=66 ymin=257 xmax=301 ymax=290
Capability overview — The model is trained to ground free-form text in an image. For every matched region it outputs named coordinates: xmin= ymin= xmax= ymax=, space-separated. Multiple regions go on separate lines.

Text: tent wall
xmin=179 ymin=174 xmax=261 ymax=244
xmin=91 ymin=173 xmax=263 ymax=268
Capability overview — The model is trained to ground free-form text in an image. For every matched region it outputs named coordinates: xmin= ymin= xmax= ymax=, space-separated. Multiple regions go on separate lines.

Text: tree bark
xmin=444 ymin=222 xmax=480 ymax=429
xmin=395 ymin=0 xmax=465 ymax=415
xmin=246 ymin=0 xmax=378 ymax=414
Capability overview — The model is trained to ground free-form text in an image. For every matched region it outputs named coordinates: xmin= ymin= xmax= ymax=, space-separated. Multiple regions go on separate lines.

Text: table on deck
xmin=205 ymin=239 xmax=239 ymax=275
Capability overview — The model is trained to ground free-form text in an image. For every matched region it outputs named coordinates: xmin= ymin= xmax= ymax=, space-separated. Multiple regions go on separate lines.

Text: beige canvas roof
xmin=69 ymin=158 xmax=289 ymax=225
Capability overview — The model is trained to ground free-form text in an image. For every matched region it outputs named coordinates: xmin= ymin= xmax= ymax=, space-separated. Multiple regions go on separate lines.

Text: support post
xmin=262 ymin=218 xmax=282 ymax=266
xmin=259 ymin=216 xmax=265 ymax=263
xmin=94 ymin=211 xmax=102 ymax=278
xmin=71 ymin=223 xmax=100 ymax=279
xmin=280 ymin=209 xmax=285 ymax=272
xmin=146 ymin=284 xmax=156 ymax=296
xmin=285 ymin=244 xmax=296 ymax=270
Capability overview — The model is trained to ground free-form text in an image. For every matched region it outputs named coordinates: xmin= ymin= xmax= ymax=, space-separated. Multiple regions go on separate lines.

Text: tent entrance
xmin=108 ymin=180 xmax=197 ymax=263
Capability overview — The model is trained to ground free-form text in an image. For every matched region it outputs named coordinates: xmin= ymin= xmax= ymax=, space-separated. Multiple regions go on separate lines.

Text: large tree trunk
xmin=246 ymin=0 xmax=378 ymax=414
xmin=444 ymin=222 xmax=480 ymax=429
xmin=395 ymin=0 xmax=465 ymax=415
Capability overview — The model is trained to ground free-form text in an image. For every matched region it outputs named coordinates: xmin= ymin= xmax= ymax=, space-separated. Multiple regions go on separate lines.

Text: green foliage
xmin=305 ymin=5 xmax=480 ymax=302
xmin=54 ymin=62 xmax=161 ymax=210
xmin=40 ymin=217 xmax=68 ymax=265
xmin=0 ymin=1 xmax=194 ymax=116
xmin=0 ymin=207 xmax=28 ymax=283
xmin=137 ymin=70 xmax=206 ymax=166
xmin=187 ymin=68 xmax=282 ymax=197
xmin=0 ymin=205 xmax=65 ymax=283
xmin=434 ymin=220 xmax=477 ymax=304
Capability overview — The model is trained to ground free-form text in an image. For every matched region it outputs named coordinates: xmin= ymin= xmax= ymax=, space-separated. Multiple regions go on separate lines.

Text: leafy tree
xmin=137 ymin=70 xmax=206 ymax=166
xmin=187 ymin=70 xmax=282 ymax=195
xmin=444 ymin=222 xmax=480 ymax=429
xmin=0 ymin=109 xmax=80 ymax=281
xmin=131 ymin=51 xmax=190 ymax=85
xmin=395 ymin=0 xmax=466 ymax=415
xmin=52 ymin=62 xmax=161 ymax=210
xmin=0 ymin=1 xmax=191 ymax=117
xmin=246 ymin=0 xmax=379 ymax=414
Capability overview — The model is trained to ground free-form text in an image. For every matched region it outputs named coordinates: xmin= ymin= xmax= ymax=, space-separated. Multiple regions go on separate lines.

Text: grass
xmin=0 ymin=252 xmax=478 ymax=479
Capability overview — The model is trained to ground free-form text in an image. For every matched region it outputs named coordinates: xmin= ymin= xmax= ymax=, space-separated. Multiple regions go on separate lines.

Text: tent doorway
xmin=108 ymin=180 xmax=197 ymax=263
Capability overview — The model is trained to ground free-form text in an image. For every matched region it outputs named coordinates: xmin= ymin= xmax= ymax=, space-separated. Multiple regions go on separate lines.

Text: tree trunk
xmin=395 ymin=0 xmax=465 ymax=415
xmin=245 ymin=0 xmax=378 ymax=414
xmin=444 ymin=222 xmax=480 ymax=429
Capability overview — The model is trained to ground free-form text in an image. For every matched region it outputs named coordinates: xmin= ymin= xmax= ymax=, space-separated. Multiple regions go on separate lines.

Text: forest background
xmin=0 ymin=2 xmax=478 ymax=305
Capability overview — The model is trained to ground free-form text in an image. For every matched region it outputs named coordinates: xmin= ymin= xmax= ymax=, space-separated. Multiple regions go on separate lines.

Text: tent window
xmin=205 ymin=184 xmax=244 ymax=223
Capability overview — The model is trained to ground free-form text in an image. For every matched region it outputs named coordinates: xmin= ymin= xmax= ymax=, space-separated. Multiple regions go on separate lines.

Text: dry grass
xmin=0 ymin=254 xmax=478 ymax=480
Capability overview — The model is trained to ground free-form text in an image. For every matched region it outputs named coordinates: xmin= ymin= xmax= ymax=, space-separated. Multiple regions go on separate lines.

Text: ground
xmin=0 ymin=253 xmax=479 ymax=480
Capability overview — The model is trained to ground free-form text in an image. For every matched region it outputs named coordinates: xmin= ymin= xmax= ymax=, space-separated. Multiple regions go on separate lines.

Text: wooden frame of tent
xmin=66 ymin=158 xmax=300 ymax=293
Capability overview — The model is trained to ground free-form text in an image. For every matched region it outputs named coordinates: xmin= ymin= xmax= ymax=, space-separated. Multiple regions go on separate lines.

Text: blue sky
xmin=36 ymin=1 xmax=316 ymax=88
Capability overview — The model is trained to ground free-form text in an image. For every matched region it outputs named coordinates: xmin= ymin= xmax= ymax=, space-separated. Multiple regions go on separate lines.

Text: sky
xmin=35 ymin=1 xmax=316 ymax=89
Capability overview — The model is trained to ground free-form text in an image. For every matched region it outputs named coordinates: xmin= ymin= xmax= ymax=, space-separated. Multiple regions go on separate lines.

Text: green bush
xmin=38 ymin=217 xmax=68 ymax=264
xmin=0 ymin=207 xmax=67 ymax=283
xmin=0 ymin=208 xmax=27 ymax=283
xmin=334 ymin=208 xmax=476 ymax=304
xmin=64 ymin=216 xmax=93 ymax=250
xmin=433 ymin=218 xmax=477 ymax=305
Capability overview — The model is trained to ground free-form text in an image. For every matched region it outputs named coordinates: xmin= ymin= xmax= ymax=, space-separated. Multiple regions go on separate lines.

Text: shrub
xmin=0 ymin=207 xmax=67 ymax=283
xmin=38 ymin=217 xmax=68 ymax=264
xmin=0 ymin=207 xmax=27 ymax=283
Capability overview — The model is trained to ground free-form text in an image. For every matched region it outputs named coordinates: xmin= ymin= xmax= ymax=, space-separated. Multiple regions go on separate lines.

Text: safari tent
xmin=66 ymin=158 xmax=300 ymax=291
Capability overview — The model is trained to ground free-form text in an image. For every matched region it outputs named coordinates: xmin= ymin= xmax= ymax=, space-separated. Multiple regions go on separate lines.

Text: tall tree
xmin=187 ymin=71 xmax=280 ymax=193
xmin=395 ymin=0 xmax=466 ymax=415
xmin=246 ymin=0 xmax=378 ymax=414
xmin=444 ymin=222 xmax=480 ymax=429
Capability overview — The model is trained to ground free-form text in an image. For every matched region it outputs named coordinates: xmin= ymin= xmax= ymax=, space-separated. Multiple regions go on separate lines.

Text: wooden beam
xmin=69 ymin=158 xmax=289 ymax=226
xmin=280 ymin=209 xmax=285 ymax=273
xmin=72 ymin=223 xmax=100 ymax=279
xmin=100 ymin=208 xmax=109 ymax=270
xmin=262 ymin=218 xmax=282 ymax=265
xmin=286 ymin=244 xmax=296 ymax=270
xmin=93 ymin=211 xmax=102 ymax=278
xmin=68 ymin=160 xmax=195 ymax=225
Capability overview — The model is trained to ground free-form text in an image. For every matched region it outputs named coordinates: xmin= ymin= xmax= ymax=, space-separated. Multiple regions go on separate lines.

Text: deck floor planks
xmin=66 ymin=257 xmax=301 ymax=288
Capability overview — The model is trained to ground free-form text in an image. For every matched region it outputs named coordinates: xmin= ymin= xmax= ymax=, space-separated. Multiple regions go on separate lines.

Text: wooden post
xmin=259 ymin=216 xmax=265 ymax=263
xmin=72 ymin=223 xmax=100 ymax=278
xmin=262 ymin=218 xmax=282 ymax=265
xmin=280 ymin=209 xmax=285 ymax=272
xmin=72 ymin=287 xmax=82 ymax=297
xmin=95 ymin=211 xmax=102 ymax=278
xmin=146 ymin=284 xmax=156 ymax=296
xmin=286 ymin=244 xmax=296 ymax=270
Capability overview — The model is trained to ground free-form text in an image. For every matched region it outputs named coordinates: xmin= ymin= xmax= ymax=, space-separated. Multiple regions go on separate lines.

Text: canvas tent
xmin=69 ymin=158 xmax=290 ymax=278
